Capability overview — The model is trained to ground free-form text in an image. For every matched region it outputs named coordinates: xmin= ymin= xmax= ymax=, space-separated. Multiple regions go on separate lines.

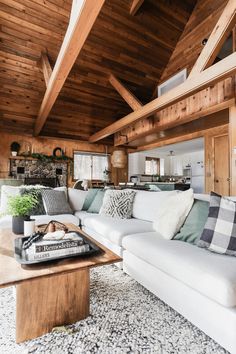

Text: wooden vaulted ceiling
xmin=0 ymin=0 xmax=196 ymax=143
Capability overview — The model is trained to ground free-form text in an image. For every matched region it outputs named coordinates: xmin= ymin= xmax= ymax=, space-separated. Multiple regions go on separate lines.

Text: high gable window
xmin=73 ymin=152 xmax=109 ymax=180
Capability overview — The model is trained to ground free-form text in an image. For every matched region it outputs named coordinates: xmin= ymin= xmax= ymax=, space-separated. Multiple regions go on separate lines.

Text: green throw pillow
xmin=87 ymin=190 xmax=105 ymax=213
xmin=82 ymin=188 xmax=102 ymax=211
xmin=174 ymin=199 xmax=209 ymax=244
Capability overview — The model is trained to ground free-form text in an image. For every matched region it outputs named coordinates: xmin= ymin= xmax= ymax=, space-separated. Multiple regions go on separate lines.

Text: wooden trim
xmin=189 ymin=0 xmax=236 ymax=78
xmin=34 ymin=0 xmax=105 ymax=136
xmin=109 ymin=74 xmax=142 ymax=111
xmin=89 ymin=52 xmax=236 ymax=142
xmin=130 ymin=0 xmax=145 ymax=16
xmin=40 ymin=53 xmax=52 ymax=88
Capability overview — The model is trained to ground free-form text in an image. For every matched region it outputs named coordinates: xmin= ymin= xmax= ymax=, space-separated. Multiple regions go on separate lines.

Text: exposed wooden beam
xmin=40 ymin=53 xmax=52 ymax=87
xmin=116 ymin=98 xmax=235 ymax=147
xmin=89 ymin=51 xmax=236 ymax=142
xmin=134 ymin=123 xmax=229 ymax=153
xmin=109 ymin=74 xmax=159 ymax=124
xmin=130 ymin=0 xmax=145 ymax=16
xmin=189 ymin=0 xmax=236 ymax=78
xmin=34 ymin=0 xmax=105 ymax=136
xmin=109 ymin=74 xmax=142 ymax=111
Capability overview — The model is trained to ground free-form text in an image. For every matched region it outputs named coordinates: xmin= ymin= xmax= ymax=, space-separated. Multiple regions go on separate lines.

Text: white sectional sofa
xmin=1 ymin=186 xmax=236 ymax=353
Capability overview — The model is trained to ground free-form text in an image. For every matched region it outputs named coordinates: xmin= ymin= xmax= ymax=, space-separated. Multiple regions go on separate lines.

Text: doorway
xmin=213 ymin=134 xmax=230 ymax=195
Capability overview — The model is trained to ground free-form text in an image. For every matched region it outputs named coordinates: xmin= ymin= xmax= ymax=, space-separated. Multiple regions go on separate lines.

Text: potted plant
xmin=10 ymin=141 xmax=21 ymax=156
xmin=7 ymin=194 xmax=38 ymax=234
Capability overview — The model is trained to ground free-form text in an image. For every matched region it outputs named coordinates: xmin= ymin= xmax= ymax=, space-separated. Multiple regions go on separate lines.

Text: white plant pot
xmin=11 ymin=151 xmax=17 ymax=156
xmin=24 ymin=219 xmax=36 ymax=236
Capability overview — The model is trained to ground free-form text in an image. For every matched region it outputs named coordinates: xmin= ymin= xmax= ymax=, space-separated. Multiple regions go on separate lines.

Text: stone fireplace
xmin=9 ymin=157 xmax=69 ymax=186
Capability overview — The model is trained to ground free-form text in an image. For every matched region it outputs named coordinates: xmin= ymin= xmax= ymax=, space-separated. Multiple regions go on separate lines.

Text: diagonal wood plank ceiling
xmin=0 ymin=0 xmax=196 ymax=142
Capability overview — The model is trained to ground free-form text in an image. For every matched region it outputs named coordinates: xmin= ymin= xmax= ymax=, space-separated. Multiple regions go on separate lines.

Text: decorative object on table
xmin=39 ymin=220 xmax=69 ymax=234
xmin=15 ymin=229 xmax=100 ymax=264
xmin=24 ymin=219 xmax=36 ymax=236
xmin=10 ymin=141 xmax=21 ymax=157
xmin=99 ymin=189 xmax=136 ymax=219
xmin=197 ymin=192 xmax=236 ymax=256
xmin=111 ymin=149 xmax=127 ymax=168
xmin=7 ymin=193 xmax=38 ymax=234
xmin=53 ymin=147 xmax=64 ymax=157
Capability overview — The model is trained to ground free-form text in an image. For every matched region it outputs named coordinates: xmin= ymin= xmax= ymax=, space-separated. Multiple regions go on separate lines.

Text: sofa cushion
xmin=83 ymin=215 xmax=154 ymax=246
xmin=174 ymin=199 xmax=209 ymax=244
xmin=74 ymin=211 xmax=96 ymax=226
xmin=0 ymin=214 xmax=80 ymax=229
xmin=68 ymin=188 xmax=88 ymax=211
xmin=32 ymin=214 xmax=80 ymax=226
xmin=122 ymin=232 xmax=236 ymax=307
xmin=132 ymin=190 xmax=178 ymax=222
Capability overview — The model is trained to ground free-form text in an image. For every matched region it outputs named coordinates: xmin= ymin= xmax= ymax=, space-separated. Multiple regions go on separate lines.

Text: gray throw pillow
xmin=197 ymin=192 xmax=236 ymax=256
xmin=99 ymin=190 xmax=136 ymax=219
xmin=174 ymin=199 xmax=209 ymax=244
xmin=87 ymin=190 xmax=105 ymax=213
xmin=41 ymin=190 xmax=73 ymax=215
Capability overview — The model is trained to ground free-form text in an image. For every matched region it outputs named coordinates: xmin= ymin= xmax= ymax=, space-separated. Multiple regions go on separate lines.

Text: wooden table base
xmin=16 ymin=268 xmax=90 ymax=343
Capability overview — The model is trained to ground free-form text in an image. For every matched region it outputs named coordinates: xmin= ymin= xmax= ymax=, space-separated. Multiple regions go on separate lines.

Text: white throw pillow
xmin=153 ymin=188 xmax=194 ymax=239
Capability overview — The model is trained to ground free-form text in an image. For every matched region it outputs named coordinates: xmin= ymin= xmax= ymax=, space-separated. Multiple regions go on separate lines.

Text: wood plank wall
xmin=115 ymin=0 xmax=230 ymax=148
xmin=0 ymin=133 xmax=128 ymax=186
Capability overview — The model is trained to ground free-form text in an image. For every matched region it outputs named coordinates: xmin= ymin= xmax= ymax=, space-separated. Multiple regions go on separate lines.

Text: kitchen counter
xmin=144 ymin=182 xmax=190 ymax=191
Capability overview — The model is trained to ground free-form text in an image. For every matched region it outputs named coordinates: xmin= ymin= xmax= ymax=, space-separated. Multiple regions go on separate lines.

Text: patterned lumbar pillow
xmin=41 ymin=189 xmax=73 ymax=215
xmin=99 ymin=190 xmax=136 ymax=219
xmin=197 ymin=192 xmax=236 ymax=255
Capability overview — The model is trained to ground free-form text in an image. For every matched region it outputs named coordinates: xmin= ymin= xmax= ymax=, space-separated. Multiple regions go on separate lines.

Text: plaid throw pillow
xmin=197 ymin=192 xmax=236 ymax=255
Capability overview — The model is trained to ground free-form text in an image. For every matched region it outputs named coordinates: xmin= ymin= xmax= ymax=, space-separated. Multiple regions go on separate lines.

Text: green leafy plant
xmin=7 ymin=194 xmax=39 ymax=217
xmin=10 ymin=141 xmax=20 ymax=152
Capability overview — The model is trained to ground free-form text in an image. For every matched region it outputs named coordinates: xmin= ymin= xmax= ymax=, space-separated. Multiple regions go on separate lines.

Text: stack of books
xmin=24 ymin=234 xmax=90 ymax=261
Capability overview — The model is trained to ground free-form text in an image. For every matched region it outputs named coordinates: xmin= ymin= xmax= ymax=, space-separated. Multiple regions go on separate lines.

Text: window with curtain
xmin=73 ymin=152 xmax=109 ymax=180
xmin=145 ymin=157 xmax=160 ymax=175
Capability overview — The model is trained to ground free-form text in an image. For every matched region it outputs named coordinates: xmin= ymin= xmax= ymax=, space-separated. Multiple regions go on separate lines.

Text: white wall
xmin=128 ymin=150 xmax=204 ymax=178
xmin=128 ymin=152 xmax=165 ymax=178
